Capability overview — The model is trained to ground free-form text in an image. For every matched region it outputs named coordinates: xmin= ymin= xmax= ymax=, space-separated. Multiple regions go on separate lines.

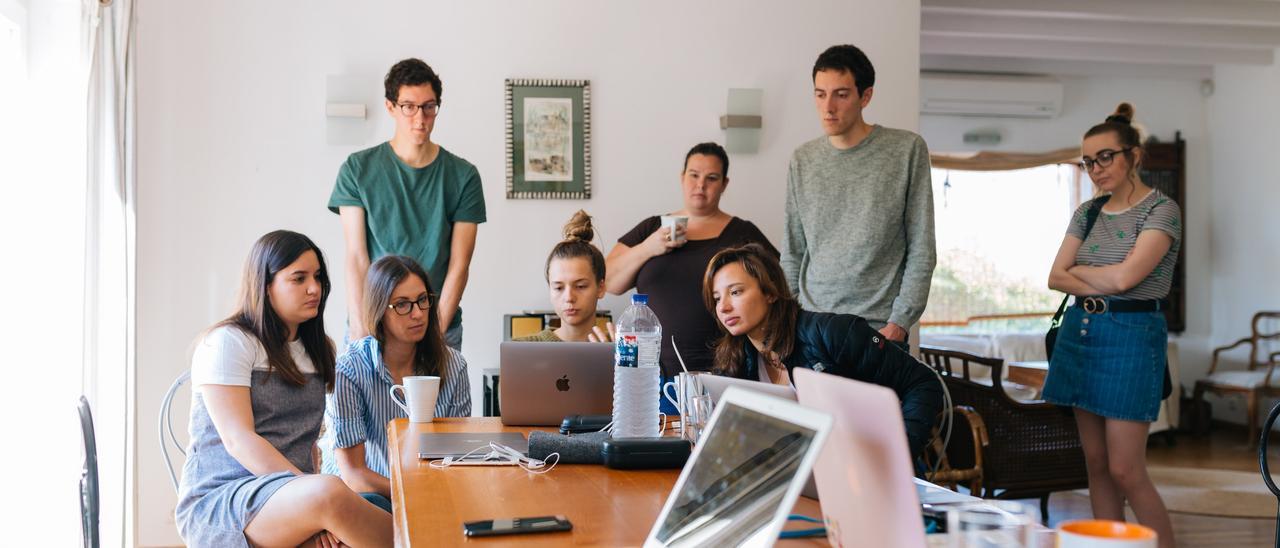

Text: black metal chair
xmin=78 ymin=396 xmax=99 ymax=548
xmin=1261 ymin=401 xmax=1280 ymax=548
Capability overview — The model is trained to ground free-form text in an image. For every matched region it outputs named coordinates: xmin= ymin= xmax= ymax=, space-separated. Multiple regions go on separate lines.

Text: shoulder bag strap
xmin=1050 ymin=195 xmax=1113 ymax=327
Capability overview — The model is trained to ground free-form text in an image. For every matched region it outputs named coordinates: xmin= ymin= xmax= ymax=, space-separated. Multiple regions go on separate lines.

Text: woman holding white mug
xmin=606 ymin=142 xmax=778 ymax=415
xmin=322 ymin=255 xmax=471 ymax=512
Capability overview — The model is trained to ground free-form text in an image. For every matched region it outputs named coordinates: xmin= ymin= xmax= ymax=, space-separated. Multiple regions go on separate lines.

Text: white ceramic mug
xmin=389 ymin=376 xmax=441 ymax=423
xmin=1057 ymin=520 xmax=1157 ymax=548
xmin=660 ymin=215 xmax=689 ymax=244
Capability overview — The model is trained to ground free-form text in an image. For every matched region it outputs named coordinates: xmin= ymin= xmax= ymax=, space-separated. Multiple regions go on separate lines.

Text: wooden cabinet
xmin=1140 ymin=134 xmax=1187 ymax=333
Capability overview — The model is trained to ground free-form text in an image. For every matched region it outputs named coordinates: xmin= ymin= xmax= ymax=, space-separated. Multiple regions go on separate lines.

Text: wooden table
xmin=387 ymin=417 xmax=825 ymax=546
xmin=1007 ymin=360 xmax=1049 ymax=391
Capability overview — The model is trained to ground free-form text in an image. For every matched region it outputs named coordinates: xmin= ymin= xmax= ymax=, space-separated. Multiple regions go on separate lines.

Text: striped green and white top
xmin=1068 ymin=189 xmax=1181 ymax=301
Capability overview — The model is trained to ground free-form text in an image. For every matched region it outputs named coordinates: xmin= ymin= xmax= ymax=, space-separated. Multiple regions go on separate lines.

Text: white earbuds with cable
xmin=430 ymin=442 xmax=560 ymax=474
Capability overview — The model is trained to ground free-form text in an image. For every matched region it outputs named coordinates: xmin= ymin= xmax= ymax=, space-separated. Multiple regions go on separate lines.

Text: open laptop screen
xmin=651 ymin=401 xmax=820 ymax=547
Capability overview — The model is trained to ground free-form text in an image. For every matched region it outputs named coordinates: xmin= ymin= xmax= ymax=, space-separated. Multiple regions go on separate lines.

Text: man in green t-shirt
xmin=329 ymin=58 xmax=487 ymax=350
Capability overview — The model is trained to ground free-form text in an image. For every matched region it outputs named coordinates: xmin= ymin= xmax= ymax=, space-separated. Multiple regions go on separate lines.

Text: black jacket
xmin=734 ymin=310 xmax=943 ymax=458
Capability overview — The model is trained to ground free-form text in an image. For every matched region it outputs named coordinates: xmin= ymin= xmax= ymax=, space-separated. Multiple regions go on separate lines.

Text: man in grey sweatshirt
xmin=783 ymin=44 xmax=936 ymax=343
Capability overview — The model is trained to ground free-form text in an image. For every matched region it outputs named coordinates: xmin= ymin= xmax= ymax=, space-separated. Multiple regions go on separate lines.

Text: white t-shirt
xmin=191 ymin=325 xmax=317 ymax=389
xmin=757 ymin=354 xmax=796 ymax=389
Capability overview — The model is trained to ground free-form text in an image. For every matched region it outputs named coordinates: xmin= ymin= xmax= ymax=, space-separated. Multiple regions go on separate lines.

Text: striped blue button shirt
xmin=321 ymin=336 xmax=471 ymax=478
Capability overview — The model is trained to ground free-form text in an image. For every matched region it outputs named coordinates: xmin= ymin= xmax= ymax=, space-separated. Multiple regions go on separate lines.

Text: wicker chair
xmin=919 ymin=345 xmax=1088 ymax=522
xmin=1193 ymin=311 xmax=1280 ymax=447
xmin=924 ymin=405 xmax=988 ymax=494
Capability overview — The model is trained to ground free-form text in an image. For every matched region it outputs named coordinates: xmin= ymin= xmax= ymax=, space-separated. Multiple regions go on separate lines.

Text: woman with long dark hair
xmin=701 ymin=243 xmax=942 ymax=457
xmin=1045 ymin=103 xmax=1178 ymax=547
xmin=176 ymin=230 xmax=390 ymax=547
xmin=323 ymin=255 xmax=470 ymax=511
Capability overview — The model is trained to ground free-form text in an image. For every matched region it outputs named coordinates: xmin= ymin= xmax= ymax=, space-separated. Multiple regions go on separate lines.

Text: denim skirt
xmin=1042 ymin=306 xmax=1166 ymax=422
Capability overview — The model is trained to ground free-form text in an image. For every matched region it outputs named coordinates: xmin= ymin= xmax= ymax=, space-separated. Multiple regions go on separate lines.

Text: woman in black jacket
xmin=701 ymin=244 xmax=943 ymax=458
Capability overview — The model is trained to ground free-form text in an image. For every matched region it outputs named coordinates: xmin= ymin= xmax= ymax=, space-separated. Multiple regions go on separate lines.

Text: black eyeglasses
xmin=389 ymin=295 xmax=432 ymax=316
xmin=1079 ymin=147 xmax=1134 ymax=171
xmin=396 ymin=101 xmax=440 ymax=118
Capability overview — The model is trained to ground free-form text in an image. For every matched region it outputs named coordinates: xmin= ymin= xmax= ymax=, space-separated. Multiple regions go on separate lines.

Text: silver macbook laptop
xmin=700 ymin=374 xmax=797 ymax=404
xmin=499 ymin=341 xmax=614 ymax=426
xmin=698 ymin=373 xmax=823 ymax=499
xmin=644 ymin=386 xmax=833 ymax=547
xmin=418 ymin=432 xmax=529 ymax=459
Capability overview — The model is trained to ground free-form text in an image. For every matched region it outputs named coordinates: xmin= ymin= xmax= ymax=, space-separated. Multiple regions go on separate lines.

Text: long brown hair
xmin=217 ymin=230 xmax=336 ymax=390
xmin=701 ymin=244 xmax=799 ymax=376
xmin=545 ymin=210 xmax=605 ymax=283
xmin=362 ymin=255 xmax=450 ymax=377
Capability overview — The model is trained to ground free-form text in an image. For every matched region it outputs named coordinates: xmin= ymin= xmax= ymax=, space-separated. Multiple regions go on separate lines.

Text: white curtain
xmin=84 ymin=0 xmax=136 ymax=546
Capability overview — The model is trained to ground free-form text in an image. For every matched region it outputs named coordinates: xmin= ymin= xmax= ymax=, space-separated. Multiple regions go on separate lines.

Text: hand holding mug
xmin=642 ymin=226 xmax=684 ymax=257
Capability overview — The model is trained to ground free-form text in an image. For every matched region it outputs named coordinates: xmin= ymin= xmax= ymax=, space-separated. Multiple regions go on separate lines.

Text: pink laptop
xmin=793 ymin=368 xmax=926 ymax=548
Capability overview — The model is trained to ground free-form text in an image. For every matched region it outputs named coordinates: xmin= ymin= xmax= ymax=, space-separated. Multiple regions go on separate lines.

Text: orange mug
xmin=1057 ymin=520 xmax=1156 ymax=548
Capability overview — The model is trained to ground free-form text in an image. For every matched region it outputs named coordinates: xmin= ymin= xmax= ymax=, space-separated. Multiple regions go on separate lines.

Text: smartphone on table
xmin=462 ymin=515 xmax=573 ymax=537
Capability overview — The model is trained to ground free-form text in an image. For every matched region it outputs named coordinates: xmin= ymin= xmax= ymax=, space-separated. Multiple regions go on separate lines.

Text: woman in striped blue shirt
xmin=322 ymin=255 xmax=471 ymax=512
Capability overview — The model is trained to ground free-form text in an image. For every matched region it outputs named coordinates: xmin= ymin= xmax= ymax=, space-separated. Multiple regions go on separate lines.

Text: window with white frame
xmin=921 ymin=163 xmax=1090 ymax=334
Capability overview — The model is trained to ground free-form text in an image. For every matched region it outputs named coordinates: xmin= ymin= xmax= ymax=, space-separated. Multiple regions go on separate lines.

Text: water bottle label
xmin=615 ymin=335 xmax=638 ymax=368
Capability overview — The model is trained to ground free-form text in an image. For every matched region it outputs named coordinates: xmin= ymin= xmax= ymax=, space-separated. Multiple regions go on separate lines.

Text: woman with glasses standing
xmin=321 ymin=255 xmax=471 ymax=513
xmin=1044 ymin=103 xmax=1178 ymax=547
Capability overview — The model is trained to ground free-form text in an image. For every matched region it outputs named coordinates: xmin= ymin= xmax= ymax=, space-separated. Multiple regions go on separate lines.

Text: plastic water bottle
xmin=613 ymin=294 xmax=662 ymax=438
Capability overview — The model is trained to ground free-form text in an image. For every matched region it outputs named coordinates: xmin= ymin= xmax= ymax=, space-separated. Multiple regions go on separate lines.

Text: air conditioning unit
xmin=921 ymin=73 xmax=1063 ymax=119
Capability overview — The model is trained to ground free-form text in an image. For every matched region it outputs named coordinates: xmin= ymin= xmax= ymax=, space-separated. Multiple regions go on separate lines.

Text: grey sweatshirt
xmin=782 ymin=125 xmax=936 ymax=329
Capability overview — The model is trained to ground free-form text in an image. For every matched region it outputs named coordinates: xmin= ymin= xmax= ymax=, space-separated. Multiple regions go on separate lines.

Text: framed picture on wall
xmin=505 ymin=78 xmax=592 ymax=199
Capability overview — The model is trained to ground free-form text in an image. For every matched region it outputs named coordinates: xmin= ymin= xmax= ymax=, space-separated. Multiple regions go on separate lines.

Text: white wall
xmin=919 ymin=75 xmax=1214 ymax=383
xmin=134 ymin=1 xmax=922 ymax=544
xmin=1204 ymin=54 xmax=1280 ymax=423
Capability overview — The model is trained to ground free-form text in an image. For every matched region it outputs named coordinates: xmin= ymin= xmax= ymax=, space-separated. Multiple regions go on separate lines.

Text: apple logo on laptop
xmin=556 ymin=375 xmax=571 ymax=392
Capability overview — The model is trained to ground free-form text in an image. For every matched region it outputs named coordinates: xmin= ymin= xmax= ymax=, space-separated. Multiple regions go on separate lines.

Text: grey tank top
xmin=178 ymin=370 xmax=326 ymax=502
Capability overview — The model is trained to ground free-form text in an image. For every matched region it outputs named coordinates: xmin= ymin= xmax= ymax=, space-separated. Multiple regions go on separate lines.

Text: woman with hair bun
xmin=1045 ymin=102 xmax=1178 ymax=546
xmin=517 ymin=210 xmax=612 ymax=342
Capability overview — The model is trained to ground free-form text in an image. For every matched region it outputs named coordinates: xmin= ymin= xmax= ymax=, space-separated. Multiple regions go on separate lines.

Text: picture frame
xmin=505 ymin=78 xmax=592 ymax=199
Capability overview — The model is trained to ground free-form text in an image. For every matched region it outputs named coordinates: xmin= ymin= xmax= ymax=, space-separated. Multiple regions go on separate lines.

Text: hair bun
xmin=1105 ymin=102 xmax=1135 ymax=125
xmin=562 ymin=209 xmax=595 ymax=242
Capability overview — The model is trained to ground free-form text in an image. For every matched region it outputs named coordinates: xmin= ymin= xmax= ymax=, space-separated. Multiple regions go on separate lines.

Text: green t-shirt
xmin=328 ymin=143 xmax=487 ymax=329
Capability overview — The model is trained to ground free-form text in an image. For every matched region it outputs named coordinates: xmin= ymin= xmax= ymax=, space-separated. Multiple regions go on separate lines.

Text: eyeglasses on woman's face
xmin=389 ymin=294 xmax=432 ymax=316
xmin=1079 ymin=147 xmax=1133 ymax=171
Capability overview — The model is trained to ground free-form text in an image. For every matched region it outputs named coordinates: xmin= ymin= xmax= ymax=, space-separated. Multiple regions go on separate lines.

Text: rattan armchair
xmin=1193 ymin=311 xmax=1280 ymax=447
xmin=924 ymin=405 xmax=988 ymax=494
xmin=919 ymin=345 xmax=1088 ymax=522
